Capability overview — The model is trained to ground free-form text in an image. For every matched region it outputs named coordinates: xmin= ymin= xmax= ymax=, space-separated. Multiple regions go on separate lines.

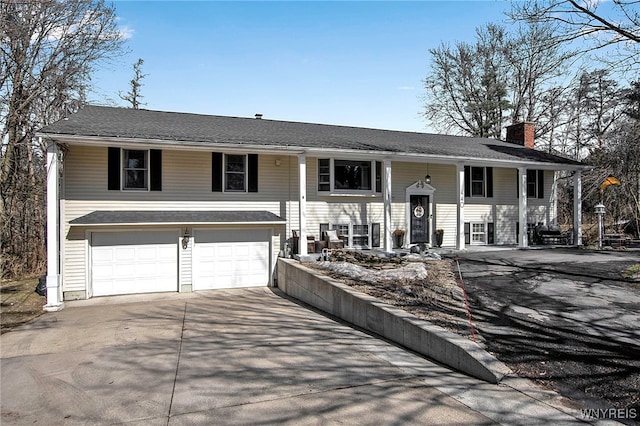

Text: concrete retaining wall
xmin=277 ymin=258 xmax=510 ymax=383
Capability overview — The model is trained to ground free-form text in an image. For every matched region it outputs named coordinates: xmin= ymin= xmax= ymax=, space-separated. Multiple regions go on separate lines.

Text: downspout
xmin=44 ymin=139 xmax=64 ymax=311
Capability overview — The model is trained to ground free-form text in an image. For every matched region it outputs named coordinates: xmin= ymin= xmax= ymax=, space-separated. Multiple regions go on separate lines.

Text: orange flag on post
xmin=600 ymin=176 xmax=620 ymax=191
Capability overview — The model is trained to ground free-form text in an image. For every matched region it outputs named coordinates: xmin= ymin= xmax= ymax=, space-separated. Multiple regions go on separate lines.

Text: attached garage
xmin=91 ymin=230 xmax=179 ymax=297
xmin=193 ymin=229 xmax=271 ymax=290
xmin=70 ymin=210 xmax=285 ymax=299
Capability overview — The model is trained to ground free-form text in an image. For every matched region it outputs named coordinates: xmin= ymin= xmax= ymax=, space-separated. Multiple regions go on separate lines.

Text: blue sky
xmin=91 ymin=1 xmax=513 ymax=132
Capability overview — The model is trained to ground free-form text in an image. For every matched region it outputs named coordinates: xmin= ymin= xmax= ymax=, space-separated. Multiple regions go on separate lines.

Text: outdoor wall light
xmin=182 ymin=228 xmax=191 ymax=250
xmin=425 ymin=174 xmax=431 ymax=184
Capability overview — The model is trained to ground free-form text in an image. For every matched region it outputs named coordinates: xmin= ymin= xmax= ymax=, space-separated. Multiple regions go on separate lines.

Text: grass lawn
xmin=1 ymin=278 xmax=46 ymax=334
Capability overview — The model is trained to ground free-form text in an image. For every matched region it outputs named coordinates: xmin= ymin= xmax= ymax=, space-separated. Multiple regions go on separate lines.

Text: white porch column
xmin=45 ymin=140 xmax=64 ymax=311
xmin=298 ymin=154 xmax=308 ymax=256
xmin=518 ymin=167 xmax=528 ymax=248
xmin=551 ymin=171 xmax=558 ymax=225
xmin=573 ymin=170 xmax=582 ymax=246
xmin=456 ymin=163 xmax=465 ymax=250
xmin=383 ymin=159 xmax=393 ymax=252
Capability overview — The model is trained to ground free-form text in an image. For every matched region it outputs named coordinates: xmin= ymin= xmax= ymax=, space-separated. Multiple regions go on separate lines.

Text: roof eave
xmin=69 ymin=221 xmax=286 ymax=227
xmin=38 ymin=133 xmax=588 ymax=170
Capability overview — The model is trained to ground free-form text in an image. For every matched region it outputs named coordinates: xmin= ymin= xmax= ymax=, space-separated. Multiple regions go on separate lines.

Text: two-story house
xmin=37 ymin=106 xmax=587 ymax=310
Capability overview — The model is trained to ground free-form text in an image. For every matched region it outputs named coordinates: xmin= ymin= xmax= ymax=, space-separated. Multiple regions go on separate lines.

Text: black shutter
xmin=150 ymin=149 xmax=162 ymax=191
xmin=375 ymin=161 xmax=382 ymax=193
xmin=372 ymin=223 xmax=380 ymax=247
xmin=108 ymin=147 xmax=120 ymax=190
xmin=486 ymin=167 xmax=493 ymax=198
xmin=248 ymin=154 xmax=258 ymax=193
xmin=537 ymin=170 xmax=544 ymax=199
xmin=317 ymin=159 xmax=330 ymax=192
xmin=488 ymin=222 xmax=495 ymax=244
xmin=464 ymin=166 xmax=470 ymax=197
xmin=516 ymin=169 xmax=519 ymax=198
xmin=212 ymin=152 xmax=222 ymax=192
xmin=464 ymin=222 xmax=470 ymax=245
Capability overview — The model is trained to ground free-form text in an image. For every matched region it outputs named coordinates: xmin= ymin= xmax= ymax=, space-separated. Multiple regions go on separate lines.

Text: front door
xmin=410 ymin=195 xmax=429 ymax=244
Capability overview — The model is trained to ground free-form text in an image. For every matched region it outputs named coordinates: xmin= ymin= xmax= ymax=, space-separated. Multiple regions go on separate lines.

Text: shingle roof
xmin=70 ymin=210 xmax=285 ymax=226
xmin=39 ymin=105 xmax=584 ymax=167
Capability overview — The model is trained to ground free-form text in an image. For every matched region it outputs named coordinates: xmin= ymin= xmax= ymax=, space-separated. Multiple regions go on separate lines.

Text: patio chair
xmin=323 ymin=229 xmax=344 ymax=249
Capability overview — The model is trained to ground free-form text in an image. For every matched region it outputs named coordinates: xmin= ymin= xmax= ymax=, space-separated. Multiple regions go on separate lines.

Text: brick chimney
xmin=506 ymin=122 xmax=535 ymax=149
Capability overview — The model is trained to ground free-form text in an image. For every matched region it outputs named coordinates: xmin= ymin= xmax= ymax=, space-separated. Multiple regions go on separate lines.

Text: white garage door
xmin=193 ymin=229 xmax=270 ymax=290
xmin=91 ymin=231 xmax=178 ymax=297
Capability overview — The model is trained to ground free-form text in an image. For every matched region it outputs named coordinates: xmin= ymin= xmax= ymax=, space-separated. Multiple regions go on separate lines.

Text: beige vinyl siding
xmin=462 ymin=167 xmax=556 ymax=245
xmin=62 ymin=146 xmax=292 ymax=295
xmin=64 ymin=226 xmax=89 ymax=296
xmin=435 ymin=204 xmax=458 ymax=247
xmin=495 ymin=205 xmax=518 ymax=245
xmin=65 ymin=146 xmax=292 ymax=202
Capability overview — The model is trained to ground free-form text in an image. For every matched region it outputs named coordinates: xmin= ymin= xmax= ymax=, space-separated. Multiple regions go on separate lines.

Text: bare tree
xmin=423 ymin=22 xmax=577 ymax=142
xmin=119 ymin=58 xmax=147 ymax=109
xmin=0 ymin=0 xmax=125 ymax=278
xmin=510 ymin=0 xmax=640 ymax=72
xmin=423 ymin=24 xmax=511 ymax=138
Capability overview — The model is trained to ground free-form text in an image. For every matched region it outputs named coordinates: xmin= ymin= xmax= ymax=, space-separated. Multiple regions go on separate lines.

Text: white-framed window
xmin=471 ymin=223 xmax=486 ymax=244
xmin=471 ymin=167 xmax=485 ymax=197
xmin=464 ymin=166 xmax=493 ymax=198
xmin=527 ymin=169 xmax=543 ymax=198
xmin=123 ymin=149 xmax=148 ymax=190
xmin=225 ymin=154 xmax=246 ymax=192
xmin=321 ymin=222 xmax=379 ymax=248
xmin=332 ymin=224 xmax=350 ymax=245
xmin=334 ymin=160 xmax=371 ymax=190
xmin=352 ymin=224 xmax=370 ymax=247
xmin=318 ymin=159 xmax=381 ymax=194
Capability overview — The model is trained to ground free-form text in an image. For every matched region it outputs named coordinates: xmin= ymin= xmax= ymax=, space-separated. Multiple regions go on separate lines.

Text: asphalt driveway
xmin=454 ymin=247 xmax=640 ymax=424
xmin=1 ymin=287 xmax=587 ymax=425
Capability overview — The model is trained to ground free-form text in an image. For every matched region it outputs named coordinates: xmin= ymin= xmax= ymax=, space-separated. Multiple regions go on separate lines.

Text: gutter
xmin=37 ymin=132 xmax=590 ymax=171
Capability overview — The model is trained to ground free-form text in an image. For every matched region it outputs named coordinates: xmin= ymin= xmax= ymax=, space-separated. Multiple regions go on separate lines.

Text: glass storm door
xmin=410 ymin=195 xmax=429 ymax=244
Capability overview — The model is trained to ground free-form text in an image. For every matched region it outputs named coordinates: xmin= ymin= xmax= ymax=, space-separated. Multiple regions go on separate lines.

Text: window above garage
xmin=212 ymin=153 xmax=258 ymax=193
xmin=108 ymin=147 xmax=162 ymax=191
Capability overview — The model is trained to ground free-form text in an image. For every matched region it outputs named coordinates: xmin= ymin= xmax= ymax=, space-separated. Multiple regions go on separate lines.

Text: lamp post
xmin=595 ymin=203 xmax=605 ymax=248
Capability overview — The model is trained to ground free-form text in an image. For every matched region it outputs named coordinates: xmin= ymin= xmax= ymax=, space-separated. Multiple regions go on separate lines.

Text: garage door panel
xmin=114 ymin=247 xmax=136 ymax=261
xmin=193 ymin=231 xmax=270 ymax=291
xmin=92 ymin=249 xmax=114 ymax=262
xmin=91 ymin=231 xmax=178 ymax=297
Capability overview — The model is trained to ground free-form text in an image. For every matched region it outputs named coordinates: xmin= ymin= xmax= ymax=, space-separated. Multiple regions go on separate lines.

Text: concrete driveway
xmin=454 ymin=247 xmax=640 ymax=421
xmin=2 ymin=287 xmax=589 ymax=425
